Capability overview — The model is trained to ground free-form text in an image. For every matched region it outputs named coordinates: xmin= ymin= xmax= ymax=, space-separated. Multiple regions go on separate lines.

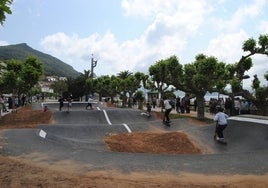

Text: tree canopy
xmin=0 ymin=56 xmax=44 ymax=96
xmin=180 ymin=54 xmax=229 ymax=119
xmin=0 ymin=0 xmax=12 ymax=25
xmin=229 ymin=34 xmax=268 ymax=115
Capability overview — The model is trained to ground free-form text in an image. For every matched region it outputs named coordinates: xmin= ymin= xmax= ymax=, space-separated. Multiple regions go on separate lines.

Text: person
xmin=234 ymin=98 xmax=241 ymax=115
xmin=86 ymin=95 xmax=93 ymax=110
xmin=0 ymin=95 xmax=9 ymax=113
xmin=176 ymin=96 xmax=181 ymax=113
xmin=14 ymin=96 xmax=19 ymax=108
xmin=58 ymin=96 xmax=64 ymax=111
xmin=163 ymin=96 xmax=172 ymax=125
xmin=214 ymin=107 xmax=229 ymax=143
xmin=66 ymin=95 xmax=72 ymax=112
xmin=8 ymin=96 xmax=13 ymax=110
xmin=152 ymin=97 xmax=157 ymax=108
xmin=146 ymin=102 xmax=152 ymax=117
xmin=194 ymin=99 xmax=197 ymax=111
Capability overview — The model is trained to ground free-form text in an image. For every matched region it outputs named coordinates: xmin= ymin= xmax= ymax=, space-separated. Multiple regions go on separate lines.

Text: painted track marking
xmin=122 ymin=123 xmax=132 ymax=133
xmin=102 ymin=110 xmax=112 ymax=125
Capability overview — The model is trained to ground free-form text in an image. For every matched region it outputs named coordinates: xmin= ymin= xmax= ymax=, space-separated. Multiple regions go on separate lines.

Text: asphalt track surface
xmin=1 ymin=102 xmax=268 ymax=175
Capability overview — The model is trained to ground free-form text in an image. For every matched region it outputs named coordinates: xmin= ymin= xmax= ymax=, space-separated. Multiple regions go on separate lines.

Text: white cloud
xmin=205 ymin=30 xmax=249 ymax=63
xmin=0 ymin=41 xmax=9 ymax=46
xmin=244 ymin=55 xmax=268 ymax=87
xmin=40 ymin=1 xmax=212 ymax=76
xmin=259 ymin=21 xmax=268 ymax=33
xmin=39 ymin=0 xmax=267 ymax=89
xmin=121 ymin=0 xmax=177 ymax=18
xmin=211 ymin=0 xmax=266 ymax=32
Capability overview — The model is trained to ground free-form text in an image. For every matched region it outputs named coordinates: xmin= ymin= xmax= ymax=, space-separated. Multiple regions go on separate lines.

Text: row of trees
xmin=50 ymin=70 xmax=148 ymax=108
xmin=0 ymin=35 xmax=267 ymax=119
xmin=49 ymin=34 xmax=268 ymax=119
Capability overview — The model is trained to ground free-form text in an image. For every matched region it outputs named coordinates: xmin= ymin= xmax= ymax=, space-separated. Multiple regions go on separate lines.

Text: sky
xmin=0 ymin=0 xmax=268 ymax=88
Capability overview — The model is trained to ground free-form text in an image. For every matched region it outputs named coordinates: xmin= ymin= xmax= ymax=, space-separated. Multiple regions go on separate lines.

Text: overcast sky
xmin=0 ymin=0 xmax=268 ymax=87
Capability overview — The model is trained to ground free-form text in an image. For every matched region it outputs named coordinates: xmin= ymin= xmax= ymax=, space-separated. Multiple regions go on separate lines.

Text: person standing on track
xmin=58 ymin=96 xmax=64 ymax=111
xmin=163 ymin=96 xmax=172 ymax=124
xmin=214 ymin=107 xmax=229 ymax=143
xmin=86 ymin=95 xmax=93 ymax=110
xmin=66 ymin=95 xmax=72 ymax=111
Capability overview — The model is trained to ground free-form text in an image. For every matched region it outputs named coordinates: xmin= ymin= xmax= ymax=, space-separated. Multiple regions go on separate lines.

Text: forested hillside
xmin=0 ymin=43 xmax=81 ymax=78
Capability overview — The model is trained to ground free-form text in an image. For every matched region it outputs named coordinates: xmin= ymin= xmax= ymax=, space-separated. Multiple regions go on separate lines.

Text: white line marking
xmin=97 ymin=107 xmax=101 ymax=111
xmin=39 ymin=129 xmax=47 ymax=138
xmin=228 ymin=116 xmax=268 ymax=125
xmin=122 ymin=123 xmax=132 ymax=133
xmin=102 ymin=110 xmax=112 ymax=125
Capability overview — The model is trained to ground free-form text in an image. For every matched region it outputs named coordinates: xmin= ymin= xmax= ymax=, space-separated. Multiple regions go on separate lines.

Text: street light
xmin=90 ymin=54 xmax=97 ymax=78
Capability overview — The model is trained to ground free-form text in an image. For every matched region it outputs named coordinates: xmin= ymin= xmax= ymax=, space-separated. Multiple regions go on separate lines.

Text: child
xmin=146 ymin=102 xmax=152 ymax=117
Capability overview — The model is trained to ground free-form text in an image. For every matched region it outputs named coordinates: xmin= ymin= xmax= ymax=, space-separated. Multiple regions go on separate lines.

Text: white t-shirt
xmin=214 ymin=112 xmax=228 ymax=125
xmin=88 ymin=97 xmax=93 ymax=103
xmin=164 ymin=99 xmax=172 ymax=110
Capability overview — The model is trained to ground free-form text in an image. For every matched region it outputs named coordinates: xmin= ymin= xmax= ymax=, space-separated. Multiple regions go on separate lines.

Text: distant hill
xmin=0 ymin=43 xmax=81 ymax=78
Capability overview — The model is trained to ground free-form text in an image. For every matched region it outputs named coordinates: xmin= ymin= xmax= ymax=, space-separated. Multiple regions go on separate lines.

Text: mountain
xmin=0 ymin=43 xmax=81 ymax=78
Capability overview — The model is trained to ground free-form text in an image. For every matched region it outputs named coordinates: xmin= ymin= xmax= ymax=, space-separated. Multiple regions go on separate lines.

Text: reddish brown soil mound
xmin=105 ymin=132 xmax=202 ymax=154
xmin=0 ymin=105 xmax=53 ymax=130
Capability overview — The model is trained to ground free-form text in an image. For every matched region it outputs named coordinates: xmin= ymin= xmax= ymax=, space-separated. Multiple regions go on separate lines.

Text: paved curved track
xmin=1 ymin=102 xmax=268 ymax=175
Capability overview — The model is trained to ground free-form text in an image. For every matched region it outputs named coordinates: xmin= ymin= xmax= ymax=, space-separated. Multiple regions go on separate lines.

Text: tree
xmin=181 ymin=54 xmax=229 ymax=119
xmin=0 ymin=0 xmax=12 ymax=25
xmin=66 ymin=76 xmax=86 ymax=101
xmin=0 ymin=56 xmax=43 ymax=97
xmin=230 ymin=34 xmax=268 ymax=115
xmin=93 ymin=75 xmax=113 ymax=101
xmin=125 ymin=74 xmax=142 ymax=107
xmin=117 ymin=70 xmax=133 ymax=107
xmin=149 ymin=56 xmax=182 ymax=99
xmin=0 ymin=59 xmax=23 ymax=94
xmin=109 ymin=75 xmax=120 ymax=103
xmin=50 ymin=79 xmax=68 ymax=96
xmin=21 ymin=56 xmax=44 ymax=94
xmin=135 ymin=90 xmax=144 ymax=110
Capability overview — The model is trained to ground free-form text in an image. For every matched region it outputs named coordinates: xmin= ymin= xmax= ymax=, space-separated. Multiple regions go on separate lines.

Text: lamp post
xmin=90 ymin=54 xmax=97 ymax=78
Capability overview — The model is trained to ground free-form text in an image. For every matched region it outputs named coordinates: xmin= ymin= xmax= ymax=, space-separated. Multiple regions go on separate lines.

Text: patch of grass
xmin=169 ymin=113 xmax=187 ymax=119
xmin=169 ymin=113 xmax=214 ymax=124
xmin=193 ymin=117 xmax=214 ymax=124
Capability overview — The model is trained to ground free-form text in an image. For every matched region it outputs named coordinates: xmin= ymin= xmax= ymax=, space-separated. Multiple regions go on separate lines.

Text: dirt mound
xmin=0 ymin=105 xmax=53 ymax=130
xmin=105 ymin=132 xmax=201 ymax=154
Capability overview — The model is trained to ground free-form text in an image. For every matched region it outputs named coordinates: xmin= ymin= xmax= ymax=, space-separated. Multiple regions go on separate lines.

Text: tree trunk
xmin=196 ymin=94 xmax=205 ymax=120
xmin=138 ymin=100 xmax=143 ymax=110
xmin=255 ymin=102 xmax=268 ymax=116
xmin=99 ymin=93 xmax=102 ymax=102
xmin=122 ymin=92 xmax=127 ymax=107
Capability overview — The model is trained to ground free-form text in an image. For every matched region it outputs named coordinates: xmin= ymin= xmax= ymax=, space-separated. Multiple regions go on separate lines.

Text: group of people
xmin=58 ymin=94 xmax=94 ymax=111
xmin=58 ymin=95 xmax=73 ymax=111
xmin=0 ymin=95 xmax=9 ymax=113
xmin=209 ymin=97 xmax=255 ymax=116
xmin=0 ymin=94 xmax=28 ymax=114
